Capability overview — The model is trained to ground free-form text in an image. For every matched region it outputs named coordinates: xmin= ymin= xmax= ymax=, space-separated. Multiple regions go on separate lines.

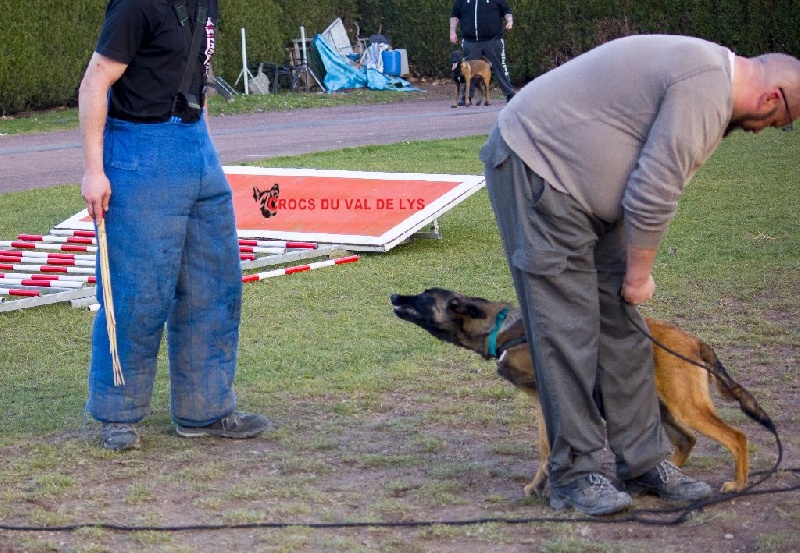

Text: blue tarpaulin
xmin=313 ymin=35 xmax=421 ymax=93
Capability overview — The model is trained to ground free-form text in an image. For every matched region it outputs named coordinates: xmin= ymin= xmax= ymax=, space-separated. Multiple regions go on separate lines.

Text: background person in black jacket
xmin=450 ymin=0 xmax=516 ymax=102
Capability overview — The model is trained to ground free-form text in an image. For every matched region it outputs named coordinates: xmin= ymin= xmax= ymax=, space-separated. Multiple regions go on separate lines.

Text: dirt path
xmin=0 ymin=96 xmax=500 ymax=194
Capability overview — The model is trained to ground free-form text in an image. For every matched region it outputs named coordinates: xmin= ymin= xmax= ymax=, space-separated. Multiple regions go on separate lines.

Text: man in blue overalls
xmin=79 ymin=0 xmax=272 ymax=451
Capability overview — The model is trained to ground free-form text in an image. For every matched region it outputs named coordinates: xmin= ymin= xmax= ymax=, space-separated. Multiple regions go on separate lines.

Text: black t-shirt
xmin=96 ymin=0 xmax=219 ymax=122
xmin=451 ymin=0 xmax=511 ymax=42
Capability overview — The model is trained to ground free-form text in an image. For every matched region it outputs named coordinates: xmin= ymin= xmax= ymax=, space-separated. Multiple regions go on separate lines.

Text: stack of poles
xmin=0 ymin=235 xmax=97 ymax=300
xmin=1 ymin=229 xmax=357 ymax=304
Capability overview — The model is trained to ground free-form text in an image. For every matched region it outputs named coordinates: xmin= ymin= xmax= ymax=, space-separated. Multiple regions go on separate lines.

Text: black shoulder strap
xmin=172 ymin=1 xmax=191 ymax=28
xmin=171 ymin=0 xmax=208 ymax=109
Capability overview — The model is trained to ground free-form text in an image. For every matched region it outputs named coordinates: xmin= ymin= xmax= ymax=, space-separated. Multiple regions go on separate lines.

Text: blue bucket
xmin=382 ymin=50 xmax=402 ymax=76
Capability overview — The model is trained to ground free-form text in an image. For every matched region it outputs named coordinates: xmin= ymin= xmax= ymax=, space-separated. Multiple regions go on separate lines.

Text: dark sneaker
xmin=101 ymin=423 xmax=140 ymax=451
xmin=175 ymin=411 xmax=274 ymax=439
xmin=550 ymin=474 xmax=632 ymax=516
xmin=625 ymin=460 xmax=712 ymax=502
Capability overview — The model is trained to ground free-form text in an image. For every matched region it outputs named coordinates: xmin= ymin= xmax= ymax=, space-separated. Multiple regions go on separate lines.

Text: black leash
xmin=1 ymin=469 xmax=799 ymax=533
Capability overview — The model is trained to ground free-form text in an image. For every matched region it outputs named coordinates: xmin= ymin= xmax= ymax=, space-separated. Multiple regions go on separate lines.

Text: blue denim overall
xmin=88 ymin=116 xmax=242 ymax=427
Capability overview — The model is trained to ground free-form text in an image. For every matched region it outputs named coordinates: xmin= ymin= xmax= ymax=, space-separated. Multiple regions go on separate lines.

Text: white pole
xmin=299 ymin=26 xmax=309 ymax=92
xmin=300 ymin=26 xmax=307 ymax=64
xmin=241 ymin=27 xmax=249 ymax=95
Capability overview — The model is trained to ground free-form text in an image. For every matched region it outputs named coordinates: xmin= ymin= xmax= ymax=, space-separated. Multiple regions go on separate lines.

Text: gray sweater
xmin=496 ymin=35 xmax=732 ymax=249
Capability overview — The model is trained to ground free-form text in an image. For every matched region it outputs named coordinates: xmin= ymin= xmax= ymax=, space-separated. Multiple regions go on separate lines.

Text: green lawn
xmin=0 ymin=130 xmax=797 ymax=551
xmin=0 ymin=132 xmax=797 ymax=435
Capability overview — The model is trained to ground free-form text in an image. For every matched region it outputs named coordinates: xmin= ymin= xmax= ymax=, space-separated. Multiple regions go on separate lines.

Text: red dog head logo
xmin=253 ymin=183 xmax=280 ymax=218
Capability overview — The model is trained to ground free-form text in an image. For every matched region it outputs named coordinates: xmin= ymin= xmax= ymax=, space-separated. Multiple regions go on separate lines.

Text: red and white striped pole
xmin=17 ymin=234 xmax=96 ymax=245
xmin=0 ymin=271 xmax=96 ymax=284
xmin=239 ymin=239 xmax=317 ymax=249
xmin=0 ymin=240 xmax=97 ymax=253
xmin=239 ymin=245 xmax=286 ymax=255
xmin=0 ymin=276 xmax=87 ymax=289
xmin=242 ymin=255 xmax=359 ymax=283
xmin=0 ymin=254 xmax=94 ymax=267
xmin=0 ymin=262 xmax=95 ymax=275
xmin=0 ymin=249 xmax=93 ymax=260
xmin=49 ymin=229 xmax=96 ymax=238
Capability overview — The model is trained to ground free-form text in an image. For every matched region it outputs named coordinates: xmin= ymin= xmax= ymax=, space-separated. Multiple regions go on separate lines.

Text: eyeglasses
xmin=779 ymin=87 xmax=794 ymax=131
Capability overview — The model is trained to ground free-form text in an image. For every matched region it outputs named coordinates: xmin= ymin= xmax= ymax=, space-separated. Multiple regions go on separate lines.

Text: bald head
xmin=757 ymin=53 xmax=800 ymax=122
xmin=729 ymin=52 xmax=800 ymax=133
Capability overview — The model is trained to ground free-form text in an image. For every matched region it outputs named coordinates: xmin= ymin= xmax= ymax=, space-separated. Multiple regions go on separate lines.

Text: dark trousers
xmin=461 ymin=37 xmax=515 ymax=98
xmin=480 ymin=128 xmax=670 ymax=486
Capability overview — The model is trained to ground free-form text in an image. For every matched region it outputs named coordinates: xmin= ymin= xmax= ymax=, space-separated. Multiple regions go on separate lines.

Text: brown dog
xmin=391 ymin=288 xmax=774 ymax=496
xmin=451 ymin=52 xmax=492 ymax=108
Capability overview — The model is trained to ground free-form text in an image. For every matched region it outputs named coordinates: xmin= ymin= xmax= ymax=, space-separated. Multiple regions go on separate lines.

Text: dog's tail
xmin=699 ymin=341 xmax=776 ymax=434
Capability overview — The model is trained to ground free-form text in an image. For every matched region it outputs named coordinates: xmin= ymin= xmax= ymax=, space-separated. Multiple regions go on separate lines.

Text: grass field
xmin=0 ymin=130 xmax=798 ymax=551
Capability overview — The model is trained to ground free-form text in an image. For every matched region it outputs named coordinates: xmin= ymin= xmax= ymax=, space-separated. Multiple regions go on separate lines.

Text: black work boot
xmin=550 ymin=474 xmax=632 ymax=516
xmin=175 ymin=412 xmax=274 ymax=439
xmin=625 ymin=460 xmax=712 ymax=501
xmin=101 ymin=422 xmax=140 ymax=451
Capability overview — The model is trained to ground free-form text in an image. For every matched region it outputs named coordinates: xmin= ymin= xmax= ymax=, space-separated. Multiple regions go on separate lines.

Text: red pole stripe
xmin=285 ymin=265 xmax=311 ymax=274
xmin=38 ymin=266 xmax=69 ymax=273
xmin=0 ymin=288 xmax=41 ymax=297
xmin=60 ymin=244 xmax=93 ymax=252
xmin=21 ymin=280 xmax=56 ymax=287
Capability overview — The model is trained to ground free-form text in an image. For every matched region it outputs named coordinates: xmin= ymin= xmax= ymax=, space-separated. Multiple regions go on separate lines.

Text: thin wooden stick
xmin=97 ymin=217 xmax=125 ymax=386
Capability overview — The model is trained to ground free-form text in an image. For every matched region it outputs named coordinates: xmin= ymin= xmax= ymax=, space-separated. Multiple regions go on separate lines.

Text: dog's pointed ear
xmin=449 ymin=298 xmax=487 ymax=319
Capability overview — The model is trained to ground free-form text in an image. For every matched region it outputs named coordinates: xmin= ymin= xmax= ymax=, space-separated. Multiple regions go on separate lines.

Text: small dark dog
xmin=451 ymin=51 xmax=492 ymax=108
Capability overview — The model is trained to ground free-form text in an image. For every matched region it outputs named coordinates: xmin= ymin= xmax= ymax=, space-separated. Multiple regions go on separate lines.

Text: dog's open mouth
xmin=392 ymin=304 xmax=419 ymax=320
xmin=390 ymin=294 xmax=423 ymax=321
